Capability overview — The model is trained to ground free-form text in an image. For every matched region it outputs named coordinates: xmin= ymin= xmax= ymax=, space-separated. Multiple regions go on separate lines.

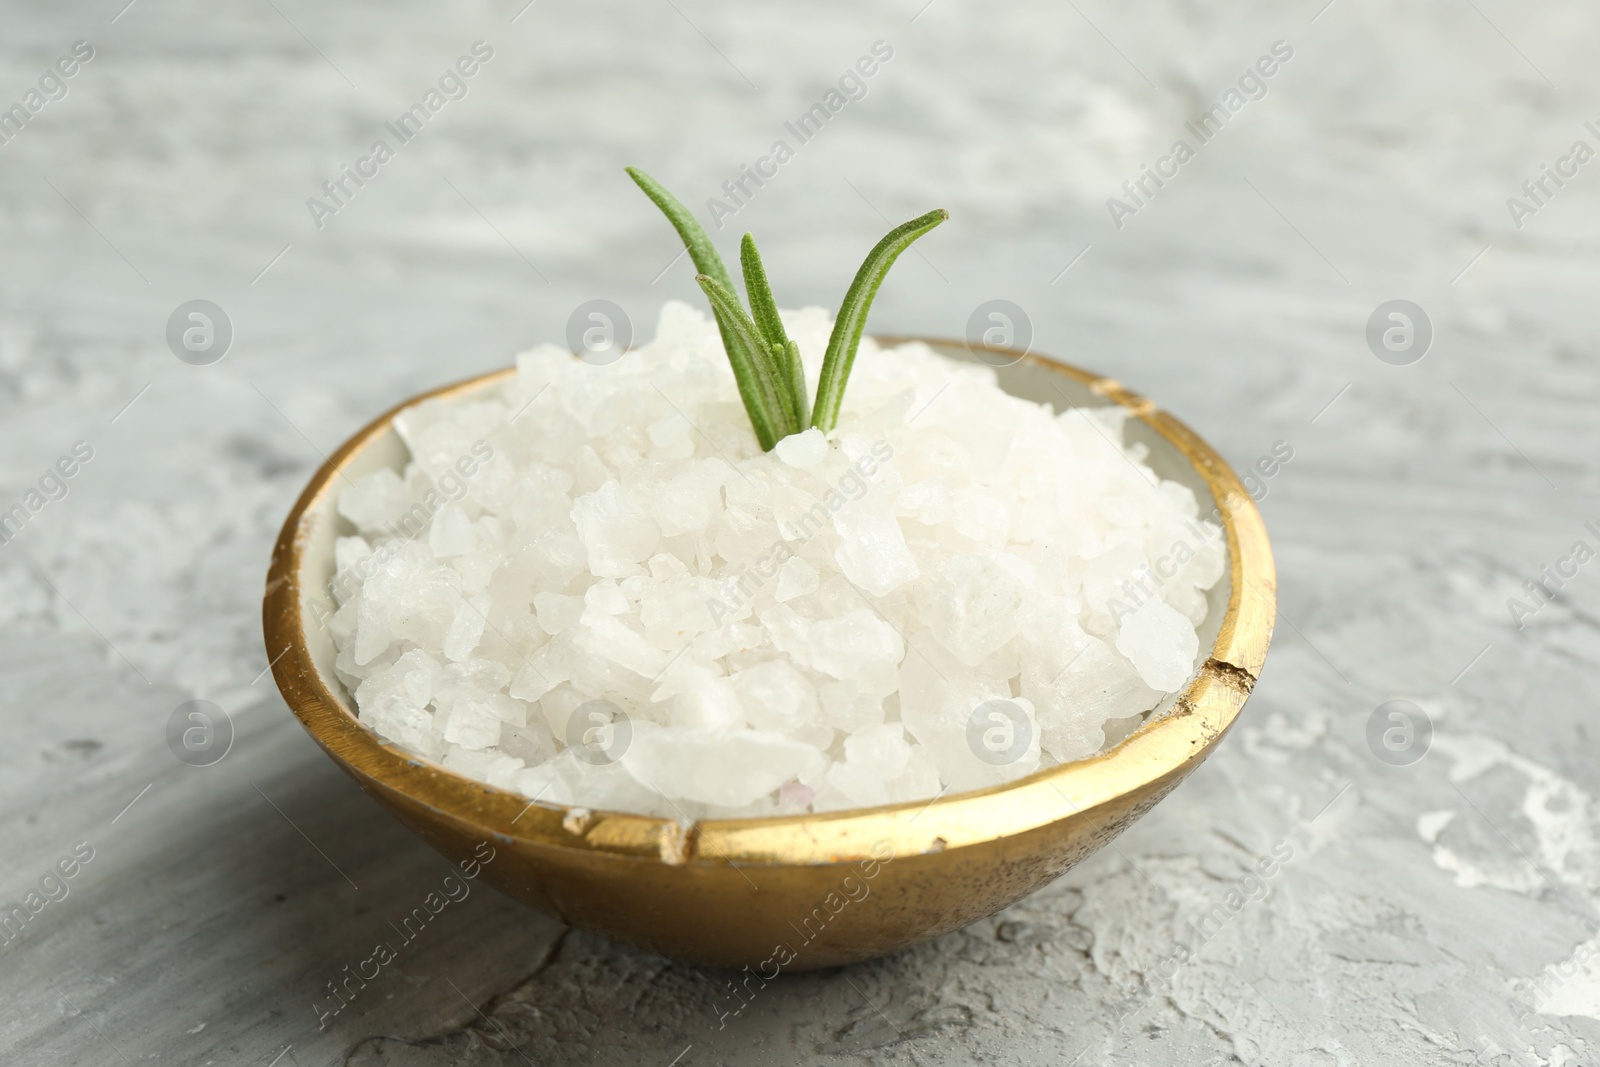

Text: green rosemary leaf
xmin=812 ymin=208 xmax=948 ymax=433
xmin=628 ymin=168 xmax=780 ymax=443
xmin=739 ymin=234 xmax=789 ymax=352
xmin=782 ymin=338 xmax=809 ymax=429
xmin=695 ymin=274 xmax=789 ymax=450
xmin=624 ymin=167 xmax=736 ymax=295
xmin=739 ymin=234 xmax=806 ymax=431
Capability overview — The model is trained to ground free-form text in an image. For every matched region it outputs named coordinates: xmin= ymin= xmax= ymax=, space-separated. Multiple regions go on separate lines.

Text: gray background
xmin=2 ymin=0 xmax=1595 ymax=1064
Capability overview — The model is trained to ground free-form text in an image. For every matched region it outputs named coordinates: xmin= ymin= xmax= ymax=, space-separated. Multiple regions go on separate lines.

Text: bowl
xmin=263 ymin=339 xmax=1275 ymax=970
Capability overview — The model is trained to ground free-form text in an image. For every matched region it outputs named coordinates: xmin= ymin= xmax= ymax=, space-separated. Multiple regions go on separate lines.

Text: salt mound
xmin=325 ymin=302 xmax=1225 ymax=819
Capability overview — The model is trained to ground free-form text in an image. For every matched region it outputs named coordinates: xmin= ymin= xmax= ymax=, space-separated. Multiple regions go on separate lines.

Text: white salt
xmin=1116 ymin=595 xmax=1201 ymax=692
xmin=622 ymin=724 xmax=828 ymax=808
xmin=773 ymin=556 xmax=819 ymax=602
xmin=808 ymin=609 xmax=903 ymax=685
xmin=433 ymin=506 xmax=480 ymax=558
xmin=920 ymin=554 xmax=1026 ymax=666
xmin=438 ymin=693 xmax=502 ymax=750
xmin=441 ymin=594 xmax=489 ymax=662
xmin=337 ymin=468 xmax=413 ymax=534
xmin=773 ymin=427 xmax=828 ymax=468
xmin=572 ymin=480 xmax=658 ymax=578
xmin=325 ymin=302 xmax=1226 ymax=819
xmin=844 ymin=722 xmax=912 ymax=779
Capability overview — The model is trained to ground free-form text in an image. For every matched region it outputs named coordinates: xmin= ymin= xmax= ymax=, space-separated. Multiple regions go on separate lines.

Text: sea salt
xmin=325 ymin=302 xmax=1226 ymax=819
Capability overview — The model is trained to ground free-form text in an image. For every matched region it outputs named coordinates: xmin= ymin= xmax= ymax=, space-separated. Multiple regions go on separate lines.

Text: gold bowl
xmin=263 ymin=339 xmax=1275 ymax=971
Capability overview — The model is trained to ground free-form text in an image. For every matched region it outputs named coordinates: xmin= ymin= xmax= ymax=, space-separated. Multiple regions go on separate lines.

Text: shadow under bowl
xmin=263 ymin=339 xmax=1275 ymax=970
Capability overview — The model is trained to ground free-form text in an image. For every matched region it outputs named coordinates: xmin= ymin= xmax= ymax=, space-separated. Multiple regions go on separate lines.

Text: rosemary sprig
xmin=627 ymin=166 xmax=945 ymax=448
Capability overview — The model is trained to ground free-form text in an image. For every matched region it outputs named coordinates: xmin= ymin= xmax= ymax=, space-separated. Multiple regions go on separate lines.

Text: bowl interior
xmin=288 ymin=340 xmax=1236 ymax=802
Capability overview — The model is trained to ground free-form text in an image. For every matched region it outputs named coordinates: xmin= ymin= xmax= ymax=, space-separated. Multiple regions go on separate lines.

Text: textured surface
xmin=1 ymin=1 xmax=1594 ymax=1064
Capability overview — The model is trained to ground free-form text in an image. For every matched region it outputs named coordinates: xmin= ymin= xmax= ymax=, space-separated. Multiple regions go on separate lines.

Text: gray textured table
xmin=3 ymin=1 xmax=1595 ymax=1064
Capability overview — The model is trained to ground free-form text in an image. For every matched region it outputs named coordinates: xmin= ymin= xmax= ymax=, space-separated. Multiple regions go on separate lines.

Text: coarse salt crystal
xmin=429 ymin=504 xmax=478 ymax=558
xmin=774 ymin=427 xmax=828 ymax=468
xmin=1115 ymin=595 xmax=1200 ymax=692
